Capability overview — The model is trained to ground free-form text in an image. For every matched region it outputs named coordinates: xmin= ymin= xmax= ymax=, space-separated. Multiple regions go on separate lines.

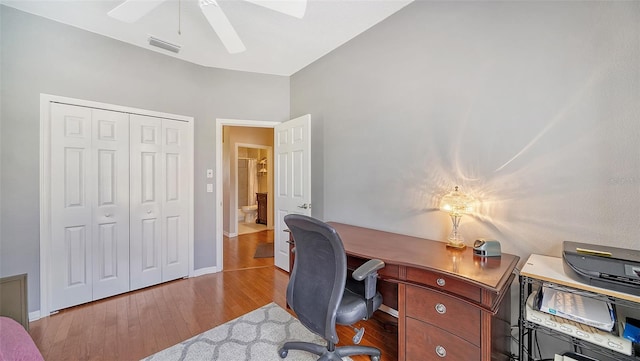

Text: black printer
xmin=563 ymin=241 xmax=640 ymax=296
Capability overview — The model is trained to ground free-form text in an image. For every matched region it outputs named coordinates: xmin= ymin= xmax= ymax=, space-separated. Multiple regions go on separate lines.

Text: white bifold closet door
xmin=129 ymin=114 xmax=190 ymax=291
xmin=50 ymin=103 xmax=130 ymax=311
xmin=48 ymin=102 xmax=191 ymax=312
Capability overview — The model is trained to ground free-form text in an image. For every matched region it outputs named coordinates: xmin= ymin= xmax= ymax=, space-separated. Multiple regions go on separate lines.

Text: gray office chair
xmin=279 ymin=214 xmax=385 ymax=361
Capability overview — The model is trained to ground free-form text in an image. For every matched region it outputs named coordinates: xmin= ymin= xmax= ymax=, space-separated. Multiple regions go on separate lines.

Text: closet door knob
xmin=104 ymin=213 xmax=112 ymax=218
xmin=147 ymin=210 xmax=152 ymax=214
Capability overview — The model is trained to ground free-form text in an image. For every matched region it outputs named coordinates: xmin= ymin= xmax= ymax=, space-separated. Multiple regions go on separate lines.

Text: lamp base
xmin=446 ymin=214 xmax=466 ymax=249
xmin=446 ymin=232 xmax=466 ymax=249
xmin=446 ymin=241 xmax=466 ymax=249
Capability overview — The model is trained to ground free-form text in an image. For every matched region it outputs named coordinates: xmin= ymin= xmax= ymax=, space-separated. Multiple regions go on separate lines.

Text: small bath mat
xmin=253 ymin=242 xmax=274 ymax=258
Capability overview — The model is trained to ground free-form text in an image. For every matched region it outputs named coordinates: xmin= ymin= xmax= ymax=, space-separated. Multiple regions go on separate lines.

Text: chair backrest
xmin=284 ymin=214 xmax=347 ymax=344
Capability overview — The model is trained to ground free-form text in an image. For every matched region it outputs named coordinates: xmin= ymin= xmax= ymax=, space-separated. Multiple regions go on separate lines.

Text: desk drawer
xmin=406 ymin=317 xmax=480 ymax=361
xmin=405 ymin=285 xmax=480 ymax=345
xmin=405 ymin=267 xmax=481 ymax=302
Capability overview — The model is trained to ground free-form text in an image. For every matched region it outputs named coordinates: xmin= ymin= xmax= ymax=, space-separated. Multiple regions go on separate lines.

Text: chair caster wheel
xmin=278 ymin=348 xmax=288 ymax=358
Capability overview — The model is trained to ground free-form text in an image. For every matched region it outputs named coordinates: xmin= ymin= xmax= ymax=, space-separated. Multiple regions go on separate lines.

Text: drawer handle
xmin=436 ymin=345 xmax=447 ymax=357
xmin=436 ymin=278 xmax=446 ymax=287
xmin=435 ymin=303 xmax=447 ymax=314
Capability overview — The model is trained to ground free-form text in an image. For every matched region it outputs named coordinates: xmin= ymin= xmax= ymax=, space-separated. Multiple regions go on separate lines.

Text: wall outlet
xmin=206 ymin=169 xmax=214 ymax=178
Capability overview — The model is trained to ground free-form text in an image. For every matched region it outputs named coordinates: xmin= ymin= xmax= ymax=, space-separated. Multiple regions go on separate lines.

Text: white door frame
xmin=40 ymin=93 xmax=194 ymax=318
xmin=215 ymin=119 xmax=279 ymax=271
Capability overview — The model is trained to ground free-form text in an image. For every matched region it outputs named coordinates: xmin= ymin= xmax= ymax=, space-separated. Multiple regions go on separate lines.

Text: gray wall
xmin=292 ymin=0 xmax=640 ymax=261
xmin=292 ymin=3 xmax=639 ymax=356
xmin=0 ymin=6 xmax=289 ymax=312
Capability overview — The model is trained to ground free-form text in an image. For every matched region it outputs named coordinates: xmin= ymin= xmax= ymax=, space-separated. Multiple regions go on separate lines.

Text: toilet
xmin=240 ymin=205 xmax=258 ymax=223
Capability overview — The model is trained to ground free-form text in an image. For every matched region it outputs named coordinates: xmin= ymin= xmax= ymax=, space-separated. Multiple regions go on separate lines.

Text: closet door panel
xmin=161 ymin=119 xmax=189 ymax=281
xmin=50 ymin=103 xmax=94 ymax=311
xmin=92 ymin=109 xmax=130 ymax=300
xmin=130 ymin=115 xmax=163 ymax=290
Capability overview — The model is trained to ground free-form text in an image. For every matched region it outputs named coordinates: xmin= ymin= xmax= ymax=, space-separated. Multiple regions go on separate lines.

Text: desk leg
xmin=397 ymin=283 xmax=405 ymax=361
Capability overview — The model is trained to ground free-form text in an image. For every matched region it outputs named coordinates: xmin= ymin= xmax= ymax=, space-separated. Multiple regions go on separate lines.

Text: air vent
xmin=148 ymin=36 xmax=181 ymax=53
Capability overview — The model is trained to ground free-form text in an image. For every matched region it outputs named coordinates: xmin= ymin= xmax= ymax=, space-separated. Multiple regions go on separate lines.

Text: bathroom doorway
xmin=236 ymin=144 xmax=272 ymax=235
xmin=220 ymin=125 xmax=275 ymax=238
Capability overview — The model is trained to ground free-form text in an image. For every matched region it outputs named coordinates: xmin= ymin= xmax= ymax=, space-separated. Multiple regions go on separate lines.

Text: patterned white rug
xmin=142 ymin=302 xmax=353 ymax=361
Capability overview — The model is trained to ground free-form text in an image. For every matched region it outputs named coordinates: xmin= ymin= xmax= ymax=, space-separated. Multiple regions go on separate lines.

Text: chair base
xmin=279 ymin=341 xmax=381 ymax=361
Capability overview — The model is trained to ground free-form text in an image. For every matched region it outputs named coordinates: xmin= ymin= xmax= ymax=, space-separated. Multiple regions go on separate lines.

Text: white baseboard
xmin=192 ymin=266 xmax=221 ymax=277
xmin=29 ymin=310 xmax=41 ymax=322
xmin=223 ymin=231 xmax=238 ymax=238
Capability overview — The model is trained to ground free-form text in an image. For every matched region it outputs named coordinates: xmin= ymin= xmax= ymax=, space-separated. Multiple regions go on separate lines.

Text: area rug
xmin=142 ymin=302 xmax=352 ymax=361
xmin=253 ymin=242 xmax=274 ymax=258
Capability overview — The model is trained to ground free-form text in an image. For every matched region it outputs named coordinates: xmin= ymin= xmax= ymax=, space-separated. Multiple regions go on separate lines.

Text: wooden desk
xmin=327 ymin=222 xmax=519 ymax=361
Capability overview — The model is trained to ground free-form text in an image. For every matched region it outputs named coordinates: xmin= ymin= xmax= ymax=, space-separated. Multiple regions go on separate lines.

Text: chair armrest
xmin=352 ymin=259 xmax=385 ymax=301
xmin=352 ymin=259 xmax=385 ymax=281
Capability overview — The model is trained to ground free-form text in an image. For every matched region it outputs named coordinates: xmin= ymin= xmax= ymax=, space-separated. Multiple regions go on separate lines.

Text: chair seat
xmin=336 ymin=287 xmax=382 ymax=325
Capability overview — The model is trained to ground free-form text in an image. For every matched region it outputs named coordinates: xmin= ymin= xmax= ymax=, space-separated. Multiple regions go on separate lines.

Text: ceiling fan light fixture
xmin=148 ymin=36 xmax=181 ymax=53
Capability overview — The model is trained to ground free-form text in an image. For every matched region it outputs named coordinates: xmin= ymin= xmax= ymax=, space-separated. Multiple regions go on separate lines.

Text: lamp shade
xmin=440 ymin=186 xmax=474 ymax=216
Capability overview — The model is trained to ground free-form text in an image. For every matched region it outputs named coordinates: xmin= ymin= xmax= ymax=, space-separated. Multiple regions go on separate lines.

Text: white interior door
xmin=160 ymin=119 xmax=190 ymax=282
xmin=274 ymin=114 xmax=311 ymax=272
xmin=50 ymin=104 xmax=130 ymax=309
xmin=50 ymin=103 xmax=94 ymax=310
xmin=129 ymin=114 xmax=163 ymax=290
xmin=91 ymin=109 xmax=130 ymax=300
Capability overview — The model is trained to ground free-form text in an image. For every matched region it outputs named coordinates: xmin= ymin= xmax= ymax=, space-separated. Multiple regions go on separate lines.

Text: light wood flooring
xmin=29 ymin=230 xmax=398 ymax=361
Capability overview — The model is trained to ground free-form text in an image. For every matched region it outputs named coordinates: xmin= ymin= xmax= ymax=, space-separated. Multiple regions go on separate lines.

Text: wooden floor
xmin=29 ymin=230 xmax=398 ymax=361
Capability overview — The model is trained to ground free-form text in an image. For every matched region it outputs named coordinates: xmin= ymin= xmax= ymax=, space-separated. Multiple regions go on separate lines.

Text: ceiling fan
xmin=108 ymin=0 xmax=307 ymax=54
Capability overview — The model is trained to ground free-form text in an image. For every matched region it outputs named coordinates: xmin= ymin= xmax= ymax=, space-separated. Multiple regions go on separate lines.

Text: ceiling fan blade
xmin=199 ymin=0 xmax=246 ymax=54
xmin=244 ymin=0 xmax=307 ymax=19
xmin=108 ymin=0 xmax=166 ymax=23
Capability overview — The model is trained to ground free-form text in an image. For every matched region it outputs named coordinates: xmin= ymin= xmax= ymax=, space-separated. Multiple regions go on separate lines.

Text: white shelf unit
xmin=519 ymin=254 xmax=640 ymax=361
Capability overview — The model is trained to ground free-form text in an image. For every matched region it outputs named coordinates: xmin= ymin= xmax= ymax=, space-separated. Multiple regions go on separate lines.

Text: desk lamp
xmin=440 ymin=186 xmax=474 ymax=249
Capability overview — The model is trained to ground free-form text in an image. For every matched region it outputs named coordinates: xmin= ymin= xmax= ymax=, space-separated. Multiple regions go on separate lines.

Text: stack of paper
xmin=539 ymin=285 xmax=616 ymax=331
xmin=526 ymin=292 xmax=632 ymax=356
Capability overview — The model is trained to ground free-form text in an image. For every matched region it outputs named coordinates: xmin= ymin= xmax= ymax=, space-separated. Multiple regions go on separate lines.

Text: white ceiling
xmin=1 ymin=0 xmax=413 ymax=76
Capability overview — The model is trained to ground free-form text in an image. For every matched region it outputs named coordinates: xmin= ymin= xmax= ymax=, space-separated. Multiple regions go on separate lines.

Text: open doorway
xmin=235 ymin=143 xmax=272 ymax=236
xmin=215 ymin=119 xmax=279 ymax=270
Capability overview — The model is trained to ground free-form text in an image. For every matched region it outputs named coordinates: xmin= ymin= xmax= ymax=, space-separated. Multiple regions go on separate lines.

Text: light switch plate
xmin=206 ymin=183 xmax=213 ymax=193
